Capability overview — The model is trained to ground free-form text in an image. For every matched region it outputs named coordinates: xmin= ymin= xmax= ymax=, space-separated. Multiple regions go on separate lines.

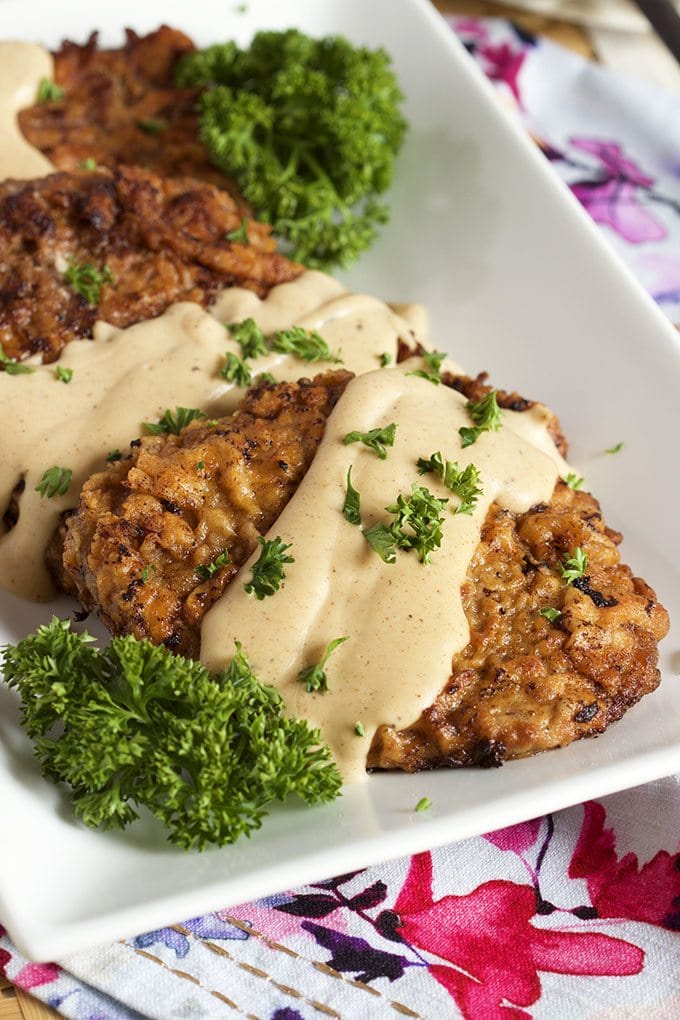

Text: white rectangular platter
xmin=1 ymin=0 xmax=679 ymax=962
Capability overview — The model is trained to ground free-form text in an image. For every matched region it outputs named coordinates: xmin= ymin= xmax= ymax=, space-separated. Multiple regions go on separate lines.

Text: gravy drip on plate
xmin=0 ymin=272 xmax=423 ymax=600
xmin=0 ymin=42 xmax=54 ymax=178
xmin=201 ymin=368 xmax=566 ymax=783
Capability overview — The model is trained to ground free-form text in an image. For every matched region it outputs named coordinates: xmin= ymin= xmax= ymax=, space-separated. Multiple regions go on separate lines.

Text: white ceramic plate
xmin=1 ymin=0 xmax=679 ymax=963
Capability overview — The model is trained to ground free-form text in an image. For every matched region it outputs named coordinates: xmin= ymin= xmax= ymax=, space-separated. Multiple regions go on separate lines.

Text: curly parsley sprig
xmin=63 ymin=260 xmax=114 ymax=306
xmin=298 ymin=637 xmax=349 ymax=694
xmin=1 ymin=621 xmax=341 ymax=850
xmin=145 ymin=407 xmax=206 ymax=436
xmin=244 ymin=536 xmax=294 ymax=599
xmin=459 ymin=390 xmax=503 ymax=448
xmin=558 ymin=547 xmax=588 ymax=585
xmin=406 ymin=350 xmax=446 ymax=385
xmin=343 ymin=422 xmax=397 ymax=460
xmin=417 ymin=451 xmax=482 ymax=515
xmin=363 ymin=483 xmax=448 ymax=565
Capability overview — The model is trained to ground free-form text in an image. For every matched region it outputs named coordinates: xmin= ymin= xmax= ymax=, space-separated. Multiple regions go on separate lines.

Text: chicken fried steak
xmin=0 ymin=166 xmax=301 ymax=362
xmin=52 ymin=370 xmax=669 ymax=769
xmin=18 ymin=26 xmax=234 ymax=195
xmin=55 ymin=371 xmax=353 ymax=658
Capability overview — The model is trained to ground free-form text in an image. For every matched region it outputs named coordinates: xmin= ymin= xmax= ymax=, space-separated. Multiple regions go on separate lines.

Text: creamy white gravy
xmin=201 ymin=368 xmax=566 ymax=782
xmin=0 ymin=42 xmax=54 ymax=179
xmin=0 ymin=272 xmax=424 ymax=600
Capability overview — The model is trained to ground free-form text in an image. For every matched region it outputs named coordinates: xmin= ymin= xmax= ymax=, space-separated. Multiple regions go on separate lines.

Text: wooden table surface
xmin=1 ymin=3 xmax=590 ymax=1018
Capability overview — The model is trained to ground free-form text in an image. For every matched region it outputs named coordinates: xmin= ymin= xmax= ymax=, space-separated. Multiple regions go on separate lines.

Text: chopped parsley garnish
xmin=226 ymin=217 xmax=250 ymax=244
xmin=79 ymin=157 xmax=98 ymax=171
xmin=55 ymin=365 xmax=73 ymax=384
xmin=379 ymin=352 xmax=392 ymax=367
xmin=37 ymin=78 xmax=65 ymax=103
xmin=244 ymin=536 xmax=294 ymax=599
xmin=271 ymin=327 xmax=341 ymax=364
xmin=35 ymin=466 xmax=72 ymax=499
xmin=606 ymin=442 xmax=624 ymax=455
xmin=0 ymin=344 xmax=34 ymax=375
xmin=558 ymin=547 xmax=588 ymax=585
xmin=539 ymin=606 xmax=562 ymax=623
xmin=415 ymin=796 xmax=432 ymax=812
xmin=136 ymin=117 xmax=167 ymax=135
xmin=343 ymin=422 xmax=397 ymax=460
xmin=342 ymin=466 xmax=361 ymax=526
xmin=363 ymin=483 xmax=448 ymax=565
xmin=563 ymin=472 xmax=584 ymax=490
xmin=63 ymin=259 xmax=114 ymax=306
xmin=406 ymin=349 xmax=446 ymax=385
xmin=1 ymin=620 xmax=341 ymax=849
xmin=354 ymin=721 xmax=365 ymax=736
xmin=106 ymin=450 xmax=122 ymax=463
xmin=220 ymin=351 xmax=253 ymax=386
xmin=195 ymin=460 xmax=206 ymax=471
xmin=195 ymin=550 xmax=230 ymax=580
xmin=257 ymin=371 xmax=277 ymax=384
xmin=227 ymin=318 xmax=269 ymax=359
xmin=417 ymin=451 xmax=482 ymax=515
xmin=298 ymin=636 xmax=349 ymax=694
xmin=145 ymin=407 xmax=206 ymax=436
xmin=140 ymin=564 xmax=155 ymax=584
xmin=175 ymin=30 xmax=406 ymax=270
xmin=459 ymin=390 xmax=503 ymax=448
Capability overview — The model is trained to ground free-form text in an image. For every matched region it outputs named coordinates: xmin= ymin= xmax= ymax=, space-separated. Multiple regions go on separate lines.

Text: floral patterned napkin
xmin=2 ymin=17 xmax=679 ymax=1020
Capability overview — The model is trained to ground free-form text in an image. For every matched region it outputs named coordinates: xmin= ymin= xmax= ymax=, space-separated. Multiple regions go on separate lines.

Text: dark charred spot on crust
xmin=130 ymin=438 xmax=141 ymax=448
xmin=470 ymin=739 xmax=506 ymax=768
xmin=161 ymin=498 xmax=181 ymax=515
xmin=72 ymin=608 xmax=90 ymax=622
xmin=521 ymin=555 xmax=539 ymax=575
xmin=117 ymin=543 xmax=130 ymax=557
xmin=572 ymin=575 xmax=619 ymax=608
xmin=121 ymin=577 xmax=143 ymax=602
xmin=278 ymin=460 xmax=289 ymax=472
xmin=164 ymin=632 xmax=182 ymax=650
xmin=574 ymin=702 xmax=599 ymax=723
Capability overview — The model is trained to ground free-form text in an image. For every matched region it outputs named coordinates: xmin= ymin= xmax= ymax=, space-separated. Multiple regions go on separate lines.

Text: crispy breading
xmin=57 ymin=372 xmax=353 ymax=658
xmin=17 ymin=26 xmax=236 ymax=195
xmin=0 ymin=166 xmax=301 ymax=362
xmin=368 ymin=483 xmax=669 ymax=769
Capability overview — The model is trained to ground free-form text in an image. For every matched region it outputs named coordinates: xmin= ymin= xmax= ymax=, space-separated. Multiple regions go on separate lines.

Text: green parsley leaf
xmin=558 ymin=547 xmax=588 ymax=585
xmin=417 ymin=451 xmax=482 ymax=515
xmin=257 ymin=371 xmax=277 ymax=384
xmin=0 ymin=344 xmax=34 ymax=375
xmin=140 ymin=564 xmax=155 ymax=584
xmin=364 ymin=483 xmax=448 ymax=565
xmin=55 ymin=365 xmax=73 ymax=384
xmin=79 ymin=157 xmax=98 ymax=171
xmin=539 ymin=606 xmax=562 ymax=623
xmin=459 ymin=390 xmax=503 ymax=448
xmin=406 ymin=349 xmax=446 ymax=385
xmin=145 ymin=407 xmax=206 ymax=436
xmin=298 ymin=636 xmax=349 ymax=694
xmin=35 ymin=466 xmax=72 ymax=499
xmin=37 ymin=78 xmax=65 ymax=103
xmin=342 ymin=466 xmax=361 ymax=526
xmin=1 ymin=620 xmax=341 ymax=849
xmin=106 ymin=450 xmax=122 ymax=463
xmin=343 ymin=422 xmax=397 ymax=460
xmin=195 ymin=460 xmax=205 ymax=471
xmin=563 ymin=472 xmax=584 ymax=490
xmin=63 ymin=259 xmax=114 ymax=306
xmin=136 ymin=117 xmax=167 ymax=135
xmin=354 ymin=721 xmax=365 ymax=736
xmin=415 ymin=796 xmax=431 ymax=812
xmin=195 ymin=550 xmax=230 ymax=580
xmin=379 ymin=352 xmax=392 ymax=367
xmin=220 ymin=351 xmax=253 ymax=386
xmin=605 ymin=442 xmax=624 ymax=455
xmin=271 ymin=326 xmax=341 ymax=363
xmin=226 ymin=217 xmax=250 ymax=244
xmin=244 ymin=536 xmax=294 ymax=599
xmin=226 ymin=318 xmax=268 ymax=359
xmin=363 ymin=522 xmax=397 ymax=564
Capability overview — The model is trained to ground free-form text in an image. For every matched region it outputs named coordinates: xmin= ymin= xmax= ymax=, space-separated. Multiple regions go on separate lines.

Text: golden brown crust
xmin=368 ymin=483 xmax=669 ymax=770
xmin=57 ymin=371 xmax=353 ymax=658
xmin=0 ymin=166 xmax=301 ymax=362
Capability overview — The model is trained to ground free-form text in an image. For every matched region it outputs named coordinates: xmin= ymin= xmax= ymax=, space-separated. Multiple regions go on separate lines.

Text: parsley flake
xmin=37 ymin=78 xmax=65 ymax=103
xmin=35 ymin=466 xmax=72 ymax=499
xmin=0 ymin=344 xmax=34 ymax=375
xmin=145 ymin=407 xmax=206 ymax=436
xmin=79 ymin=157 xmax=98 ymax=171
xmin=563 ymin=472 xmax=584 ymax=491
xmin=354 ymin=721 xmax=365 ymax=737
xmin=406 ymin=349 xmax=446 ymax=385
xmin=539 ymin=606 xmax=562 ymax=623
xmin=415 ymin=796 xmax=432 ymax=812
xmin=417 ymin=451 xmax=482 ymax=515
xmin=364 ymin=483 xmax=448 ymax=565
xmin=226 ymin=217 xmax=250 ymax=244
xmin=195 ymin=460 xmax=205 ymax=471
xmin=459 ymin=390 xmax=503 ymax=448
xmin=558 ymin=547 xmax=588 ymax=585
xmin=244 ymin=536 xmax=294 ymax=599
xmin=343 ymin=422 xmax=397 ymax=460
xmin=379 ymin=352 xmax=391 ymax=367
xmin=226 ymin=318 xmax=268 ymax=359
xmin=106 ymin=450 xmax=122 ymax=463
xmin=298 ymin=636 xmax=349 ymax=694
xmin=606 ymin=442 xmax=624 ymax=455
xmin=257 ymin=371 xmax=277 ymax=384
xmin=140 ymin=564 xmax=155 ymax=584
xmin=55 ymin=365 xmax=73 ymax=384
xmin=220 ymin=351 xmax=252 ymax=386
xmin=271 ymin=327 xmax=341 ymax=364
xmin=64 ymin=259 xmax=114 ymax=306
xmin=342 ymin=466 xmax=361 ymax=526
xmin=196 ymin=550 xmax=230 ymax=580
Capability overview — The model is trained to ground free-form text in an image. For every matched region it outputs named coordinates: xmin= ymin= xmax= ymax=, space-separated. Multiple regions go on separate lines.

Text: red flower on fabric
xmin=569 ymin=801 xmax=680 ymax=930
xmin=14 ymin=962 xmax=60 ymax=990
xmin=0 ymin=947 xmax=11 ymax=977
xmin=395 ymin=852 xmax=643 ymax=1019
xmin=478 ymin=42 xmax=526 ymax=103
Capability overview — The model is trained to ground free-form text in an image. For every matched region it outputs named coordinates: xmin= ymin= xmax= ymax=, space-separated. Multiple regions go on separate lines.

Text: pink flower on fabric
xmin=569 ymin=801 xmax=680 ymax=929
xmin=484 ymin=817 xmax=542 ymax=854
xmin=13 ymin=961 xmax=60 ymax=989
xmin=0 ymin=947 xmax=11 ymax=976
xmin=478 ymin=42 xmax=526 ymax=103
xmin=569 ymin=137 xmax=666 ymax=243
xmin=395 ymin=852 xmax=643 ymax=1019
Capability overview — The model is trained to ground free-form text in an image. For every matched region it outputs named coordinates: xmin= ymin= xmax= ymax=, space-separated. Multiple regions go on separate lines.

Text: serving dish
xmin=1 ymin=0 xmax=679 ymax=962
